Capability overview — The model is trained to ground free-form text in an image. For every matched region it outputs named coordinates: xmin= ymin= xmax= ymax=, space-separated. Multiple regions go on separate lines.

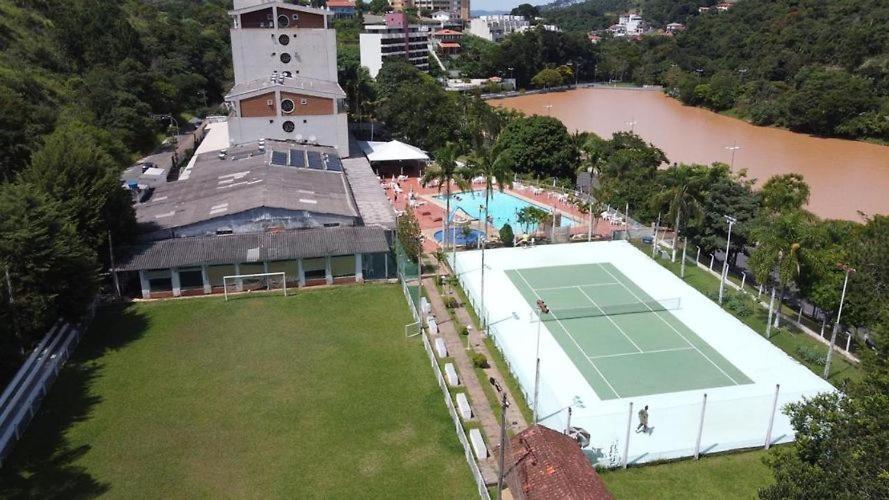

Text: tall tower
xmin=225 ymin=0 xmax=349 ymax=155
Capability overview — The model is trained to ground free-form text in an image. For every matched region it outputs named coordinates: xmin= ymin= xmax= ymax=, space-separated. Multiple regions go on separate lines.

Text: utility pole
xmin=718 ymin=215 xmax=737 ymax=304
xmin=497 ymin=391 xmax=510 ymax=500
xmin=586 ymin=168 xmax=593 ymax=242
xmin=725 ymin=142 xmax=741 ymax=172
xmin=533 ymin=299 xmax=549 ymax=423
xmin=824 ymin=264 xmax=854 ymax=378
xmin=108 ymin=229 xmax=121 ymax=299
xmin=479 ymin=204 xmax=487 ymax=334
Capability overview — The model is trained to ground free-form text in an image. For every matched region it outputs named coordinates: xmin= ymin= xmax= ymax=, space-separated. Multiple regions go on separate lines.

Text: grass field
xmin=601 ymin=449 xmax=774 ymax=499
xmin=0 ymin=285 xmax=475 ymax=499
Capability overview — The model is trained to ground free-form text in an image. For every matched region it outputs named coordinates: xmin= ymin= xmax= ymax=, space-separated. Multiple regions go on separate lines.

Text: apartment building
xmin=360 ymin=12 xmax=431 ymax=78
xmin=468 ymin=15 xmax=529 ymax=42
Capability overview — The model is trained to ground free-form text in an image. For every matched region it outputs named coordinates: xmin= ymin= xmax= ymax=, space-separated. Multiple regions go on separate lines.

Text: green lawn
xmin=0 ymin=285 xmax=476 ymax=499
xmin=601 ymin=449 xmax=774 ymax=499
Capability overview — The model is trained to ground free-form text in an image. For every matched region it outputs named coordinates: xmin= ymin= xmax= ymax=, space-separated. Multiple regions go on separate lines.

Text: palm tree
xmin=466 ymin=143 xmax=513 ymax=332
xmin=421 ymin=144 xmax=468 ymax=256
xmin=749 ymin=211 xmax=807 ymax=332
xmin=655 ymin=165 xmax=704 ymax=262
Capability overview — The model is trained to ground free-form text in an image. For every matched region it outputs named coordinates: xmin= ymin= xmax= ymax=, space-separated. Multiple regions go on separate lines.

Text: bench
xmin=434 ymin=337 xmax=447 ymax=358
xmin=456 ymin=393 xmax=472 ymax=420
xmin=444 ymin=363 xmax=459 ymax=386
xmin=469 ymin=428 xmax=488 ymax=459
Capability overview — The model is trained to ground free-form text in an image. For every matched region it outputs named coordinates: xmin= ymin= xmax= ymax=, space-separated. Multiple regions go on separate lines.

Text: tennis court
xmin=452 ymin=241 xmax=835 ymax=464
xmin=507 ymin=263 xmax=751 ymax=400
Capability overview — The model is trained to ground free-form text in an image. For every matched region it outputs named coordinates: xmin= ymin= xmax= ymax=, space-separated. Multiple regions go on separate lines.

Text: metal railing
xmin=0 ymin=302 xmax=95 ymax=465
xmin=420 ymin=331 xmax=491 ymax=499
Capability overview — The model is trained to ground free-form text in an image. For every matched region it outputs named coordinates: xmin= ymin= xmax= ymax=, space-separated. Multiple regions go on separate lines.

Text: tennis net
xmin=536 ymin=297 xmax=681 ymax=321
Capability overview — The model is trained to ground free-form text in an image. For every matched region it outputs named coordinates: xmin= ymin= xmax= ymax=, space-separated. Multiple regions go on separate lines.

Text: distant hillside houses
xmin=609 ymin=12 xmax=650 ymax=38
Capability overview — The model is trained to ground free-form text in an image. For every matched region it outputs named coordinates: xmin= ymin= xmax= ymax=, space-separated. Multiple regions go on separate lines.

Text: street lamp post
xmin=587 ymin=167 xmax=593 ymax=242
xmin=533 ymin=299 xmax=549 ymax=423
xmin=544 ymin=104 xmax=553 ymax=115
xmin=480 ymin=204 xmax=487 ymax=333
xmin=824 ymin=264 xmax=854 ymax=378
xmin=626 ymin=118 xmax=637 ymax=133
xmin=718 ymin=215 xmax=737 ymax=304
xmin=725 ymin=142 xmax=741 ymax=172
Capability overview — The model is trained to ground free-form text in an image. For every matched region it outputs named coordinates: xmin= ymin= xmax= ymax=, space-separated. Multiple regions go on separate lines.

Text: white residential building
xmin=360 ymin=12 xmax=431 ymax=78
xmin=225 ymin=0 xmax=349 ymax=154
xmin=468 ymin=15 xmax=530 ymax=42
xmin=609 ymin=13 xmax=649 ymax=37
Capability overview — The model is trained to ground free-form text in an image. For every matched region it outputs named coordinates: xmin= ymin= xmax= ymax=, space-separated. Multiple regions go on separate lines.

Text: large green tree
xmin=495 ymin=115 xmax=578 ymax=179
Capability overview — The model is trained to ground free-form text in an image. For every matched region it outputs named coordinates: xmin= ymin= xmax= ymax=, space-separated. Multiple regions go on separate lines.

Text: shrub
xmin=471 ymin=352 xmax=489 ymax=368
xmin=795 ymin=345 xmax=827 ymax=366
xmin=444 ymin=297 xmax=458 ymax=309
xmin=499 ymin=223 xmax=514 ymax=247
xmin=722 ymin=292 xmax=755 ymax=318
xmin=459 ymin=325 xmax=469 ymax=336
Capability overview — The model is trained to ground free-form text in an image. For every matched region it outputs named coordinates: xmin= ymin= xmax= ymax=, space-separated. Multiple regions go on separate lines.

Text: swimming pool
xmin=433 ymin=191 xmax=576 ymax=231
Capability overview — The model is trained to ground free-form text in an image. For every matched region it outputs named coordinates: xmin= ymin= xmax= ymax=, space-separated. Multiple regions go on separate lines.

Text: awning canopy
xmin=358 ymin=140 xmax=429 ymax=163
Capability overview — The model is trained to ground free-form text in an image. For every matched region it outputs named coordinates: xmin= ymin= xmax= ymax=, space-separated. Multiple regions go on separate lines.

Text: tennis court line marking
xmin=535 ymin=282 xmax=619 ymax=291
xmin=597 ymin=264 xmax=741 ymax=385
xmin=588 ymin=347 xmax=696 ymax=360
xmin=514 ymin=269 xmax=622 ymax=399
xmin=575 ymin=286 xmax=644 ymax=353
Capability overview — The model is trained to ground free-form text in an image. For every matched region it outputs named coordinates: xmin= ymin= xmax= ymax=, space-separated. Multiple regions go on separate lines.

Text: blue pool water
xmin=434 ymin=191 xmax=576 ymax=231
xmin=433 ymin=229 xmax=484 ymax=246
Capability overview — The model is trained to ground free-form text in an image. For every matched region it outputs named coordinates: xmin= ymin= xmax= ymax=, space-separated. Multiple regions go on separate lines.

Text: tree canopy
xmin=496 ymin=116 xmax=578 ymax=180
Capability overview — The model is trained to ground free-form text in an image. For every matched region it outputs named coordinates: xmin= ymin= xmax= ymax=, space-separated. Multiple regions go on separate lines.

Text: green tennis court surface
xmin=506 ymin=263 xmax=752 ymax=400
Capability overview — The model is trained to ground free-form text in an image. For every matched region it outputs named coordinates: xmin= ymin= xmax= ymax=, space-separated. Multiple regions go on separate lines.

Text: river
xmin=490 ymin=87 xmax=889 ymax=221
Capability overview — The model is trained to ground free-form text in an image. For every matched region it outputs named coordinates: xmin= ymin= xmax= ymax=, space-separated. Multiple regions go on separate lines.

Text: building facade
xmin=360 ymin=12 xmax=431 ymax=78
xmin=226 ymin=1 xmax=349 ymax=154
xmin=468 ymin=15 xmax=529 ymax=42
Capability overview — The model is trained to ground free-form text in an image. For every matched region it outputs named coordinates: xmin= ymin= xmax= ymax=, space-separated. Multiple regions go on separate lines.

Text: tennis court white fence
xmin=419 ymin=331 xmax=491 ymax=499
xmin=0 ymin=302 xmax=96 ymax=466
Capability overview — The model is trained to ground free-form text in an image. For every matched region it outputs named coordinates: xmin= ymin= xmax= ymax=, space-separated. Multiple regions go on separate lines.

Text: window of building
xmin=303 ymin=257 xmax=326 ymax=280
xmin=178 ymin=268 xmax=204 ymax=289
xmin=278 ymin=34 xmax=290 ymax=45
xmin=300 ymin=98 xmax=308 ymax=105
xmin=330 ymin=255 xmax=356 ymax=278
xmin=283 ymin=121 xmax=295 ymax=132
xmin=281 ymin=99 xmax=295 ymax=113
xmin=277 ymin=15 xmax=290 ymax=28
xmin=144 ymin=269 xmax=172 ymax=293
xmin=280 ymin=53 xmax=291 ymax=63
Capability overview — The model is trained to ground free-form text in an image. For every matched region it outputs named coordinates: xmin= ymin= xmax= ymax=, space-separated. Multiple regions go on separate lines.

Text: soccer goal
xmin=222 ymin=272 xmax=287 ymax=301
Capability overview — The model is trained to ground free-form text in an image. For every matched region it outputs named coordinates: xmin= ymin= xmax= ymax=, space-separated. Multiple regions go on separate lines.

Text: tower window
xmin=277 ymin=15 xmax=289 ymax=28
xmin=280 ymin=53 xmax=291 ymax=64
xmin=281 ymin=99 xmax=295 ymax=114
xmin=278 ymin=34 xmax=289 ymax=45
xmin=283 ymin=121 xmax=295 ymax=132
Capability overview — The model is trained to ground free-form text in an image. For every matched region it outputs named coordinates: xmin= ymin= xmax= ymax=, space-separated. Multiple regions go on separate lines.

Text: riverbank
xmin=490 ymin=87 xmax=889 ymax=221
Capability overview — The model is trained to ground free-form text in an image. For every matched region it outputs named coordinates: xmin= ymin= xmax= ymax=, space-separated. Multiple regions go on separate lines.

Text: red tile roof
xmin=434 ymin=29 xmax=463 ymax=36
xmin=326 ymin=0 xmax=355 ymax=7
xmin=500 ymin=425 xmax=613 ymax=500
xmin=439 ymin=42 xmax=461 ymax=48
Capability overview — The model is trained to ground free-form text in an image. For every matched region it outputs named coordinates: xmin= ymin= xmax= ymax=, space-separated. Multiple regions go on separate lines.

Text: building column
xmin=234 ymin=262 xmax=243 ymax=291
xmin=171 ymin=268 xmax=181 ymax=297
xmin=355 ymin=253 xmax=364 ymax=282
xmin=263 ymin=261 xmax=269 ymax=273
xmin=297 ymin=259 xmax=306 ymax=288
xmin=201 ymin=265 xmax=211 ymax=294
xmin=139 ymin=270 xmax=150 ymax=299
xmin=325 ymin=256 xmax=333 ymax=285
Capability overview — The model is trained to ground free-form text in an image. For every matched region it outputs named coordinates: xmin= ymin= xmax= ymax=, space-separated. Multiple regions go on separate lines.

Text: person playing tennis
xmin=636 ymin=405 xmax=649 ymax=433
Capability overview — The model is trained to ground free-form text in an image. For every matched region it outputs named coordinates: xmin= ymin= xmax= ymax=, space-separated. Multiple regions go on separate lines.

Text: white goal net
xmin=222 ymin=272 xmax=287 ymax=300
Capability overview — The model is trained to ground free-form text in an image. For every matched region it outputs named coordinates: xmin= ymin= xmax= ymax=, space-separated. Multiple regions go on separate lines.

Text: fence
xmin=658 ymin=236 xmax=862 ymax=362
xmin=0 ymin=302 xmax=95 ymax=465
xmin=419 ymin=329 xmax=491 ymax=499
xmin=395 ymin=238 xmax=422 ymax=322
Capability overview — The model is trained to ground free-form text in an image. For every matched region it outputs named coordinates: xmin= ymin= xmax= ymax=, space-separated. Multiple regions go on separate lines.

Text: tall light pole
xmin=497 ymin=391 xmax=510 ymax=499
xmin=824 ymin=264 xmax=854 ymax=378
xmin=544 ymin=104 xmax=553 ymax=116
xmin=626 ymin=118 xmax=637 ymax=133
xmin=480 ymin=204 xmax=487 ymax=333
xmin=718 ymin=215 xmax=737 ymax=304
xmin=587 ymin=167 xmax=593 ymax=242
xmin=725 ymin=142 xmax=741 ymax=172
xmin=533 ymin=299 xmax=549 ymax=423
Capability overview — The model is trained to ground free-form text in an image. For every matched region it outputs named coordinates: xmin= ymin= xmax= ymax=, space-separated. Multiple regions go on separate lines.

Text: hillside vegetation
xmin=0 ymin=0 xmax=232 ymax=380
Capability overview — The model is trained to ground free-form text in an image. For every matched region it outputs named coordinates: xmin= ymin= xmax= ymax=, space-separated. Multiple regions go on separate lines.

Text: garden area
xmin=0 ymin=286 xmax=475 ymax=498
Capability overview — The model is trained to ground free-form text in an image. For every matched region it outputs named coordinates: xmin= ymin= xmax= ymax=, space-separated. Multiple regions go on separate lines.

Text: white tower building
xmin=225 ymin=0 xmax=349 ymax=155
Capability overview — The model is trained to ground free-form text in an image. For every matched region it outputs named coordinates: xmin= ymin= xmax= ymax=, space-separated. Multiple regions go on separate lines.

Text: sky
xmin=471 ymin=0 xmax=548 ymax=13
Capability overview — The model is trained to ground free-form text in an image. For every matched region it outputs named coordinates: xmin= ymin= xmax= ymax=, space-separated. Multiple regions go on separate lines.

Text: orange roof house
xmin=498 ymin=425 xmax=613 ymax=500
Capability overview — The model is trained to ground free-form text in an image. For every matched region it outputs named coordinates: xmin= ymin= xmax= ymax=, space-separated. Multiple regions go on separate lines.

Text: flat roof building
xmin=360 ymin=12 xmax=431 ymax=78
xmin=468 ymin=15 xmax=529 ymax=42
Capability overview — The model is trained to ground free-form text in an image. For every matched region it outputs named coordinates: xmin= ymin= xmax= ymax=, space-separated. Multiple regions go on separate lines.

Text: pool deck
xmin=382 ymin=177 xmax=617 ymax=252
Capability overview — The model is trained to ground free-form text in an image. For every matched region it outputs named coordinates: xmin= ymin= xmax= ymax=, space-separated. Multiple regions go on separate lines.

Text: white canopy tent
xmin=358 ymin=140 xmax=429 ymax=163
